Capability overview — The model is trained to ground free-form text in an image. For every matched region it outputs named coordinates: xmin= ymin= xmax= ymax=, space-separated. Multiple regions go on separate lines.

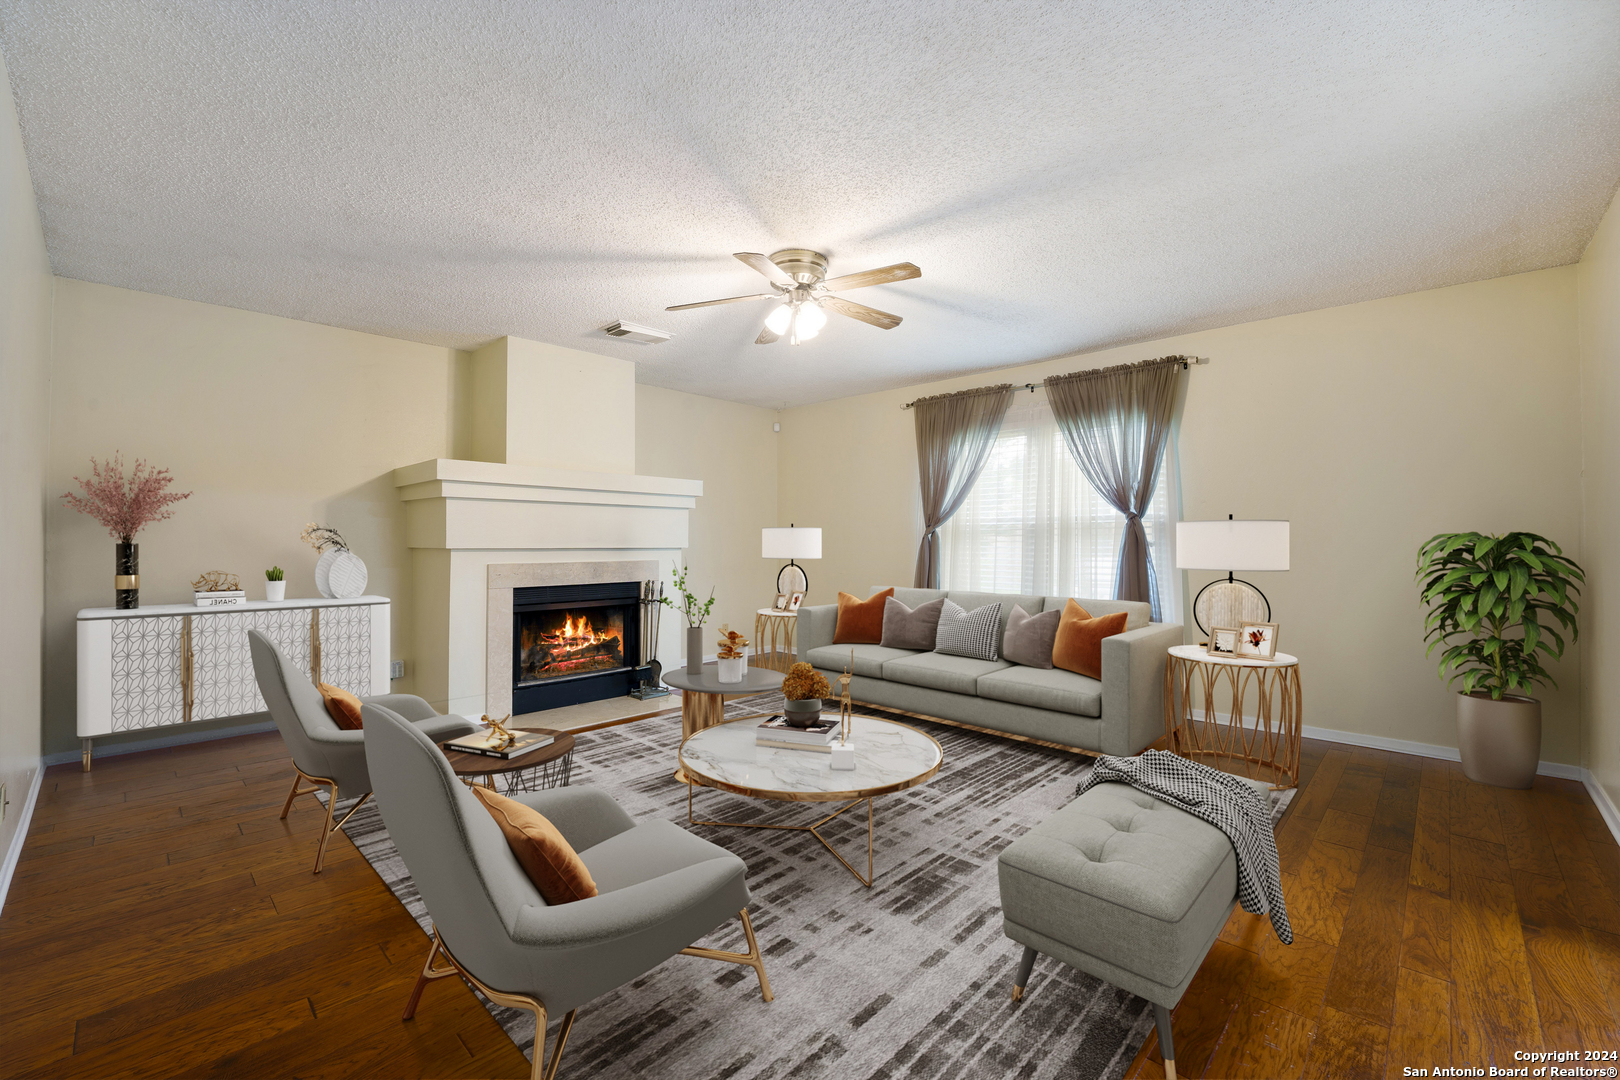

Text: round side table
xmin=661 ymin=662 xmax=786 ymax=783
xmin=1163 ymin=644 xmax=1302 ymax=788
xmin=440 ymin=727 xmax=576 ymax=793
xmin=754 ymin=608 xmax=798 ymax=673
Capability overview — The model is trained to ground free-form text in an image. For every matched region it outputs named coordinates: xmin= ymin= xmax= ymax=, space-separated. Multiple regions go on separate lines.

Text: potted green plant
xmin=1416 ymin=531 xmax=1582 ymax=788
xmin=660 ymin=562 xmax=715 ymax=675
xmin=265 ymin=565 xmax=286 ymax=603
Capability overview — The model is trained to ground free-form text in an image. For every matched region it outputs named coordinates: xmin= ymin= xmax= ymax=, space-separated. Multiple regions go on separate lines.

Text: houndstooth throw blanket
xmin=1078 ymin=750 xmax=1293 ymax=944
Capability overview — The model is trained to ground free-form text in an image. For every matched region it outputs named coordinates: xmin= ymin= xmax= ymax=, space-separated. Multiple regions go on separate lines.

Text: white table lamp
xmin=762 ymin=525 xmax=822 ymax=595
xmin=1176 ymin=517 xmax=1290 ymax=634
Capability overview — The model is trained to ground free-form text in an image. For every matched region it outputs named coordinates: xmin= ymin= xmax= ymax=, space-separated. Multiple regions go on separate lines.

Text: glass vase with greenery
xmin=1416 ymin=531 xmax=1582 ymax=700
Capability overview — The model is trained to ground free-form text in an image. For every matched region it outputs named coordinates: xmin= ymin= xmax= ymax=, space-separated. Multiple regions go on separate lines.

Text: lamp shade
xmin=762 ymin=526 xmax=822 ymax=560
xmin=1176 ymin=520 xmax=1289 ymax=571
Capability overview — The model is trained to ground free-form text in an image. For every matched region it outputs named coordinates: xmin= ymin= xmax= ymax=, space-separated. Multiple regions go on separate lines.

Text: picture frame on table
xmin=1236 ymin=621 xmax=1280 ymax=661
xmin=772 ymin=592 xmax=790 ymax=611
xmin=787 ymin=591 xmax=806 ymax=612
xmin=1205 ymin=626 xmax=1240 ymax=658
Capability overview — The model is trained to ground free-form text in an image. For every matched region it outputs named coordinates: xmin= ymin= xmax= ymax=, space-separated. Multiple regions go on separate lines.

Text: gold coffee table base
xmin=688 ymin=782 xmax=877 ymax=886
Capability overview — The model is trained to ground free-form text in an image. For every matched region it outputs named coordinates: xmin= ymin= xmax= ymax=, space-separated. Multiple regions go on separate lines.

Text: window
xmin=938 ymin=390 xmax=1179 ymax=622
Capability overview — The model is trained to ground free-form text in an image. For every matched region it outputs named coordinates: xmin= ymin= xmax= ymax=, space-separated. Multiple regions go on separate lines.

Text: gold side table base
xmin=1164 ymin=651 xmax=1303 ymax=789
xmin=688 ymin=781 xmax=877 ymax=887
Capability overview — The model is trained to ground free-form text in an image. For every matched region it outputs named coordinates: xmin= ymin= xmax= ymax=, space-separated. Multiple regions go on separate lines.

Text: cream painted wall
xmin=780 ymin=268 xmax=1586 ymax=764
xmin=1579 ymin=188 xmax=1620 ymax=810
xmin=43 ymin=279 xmax=465 ymax=757
xmin=635 ymin=385 xmax=781 ymax=658
xmin=0 ymin=51 xmax=52 ymax=869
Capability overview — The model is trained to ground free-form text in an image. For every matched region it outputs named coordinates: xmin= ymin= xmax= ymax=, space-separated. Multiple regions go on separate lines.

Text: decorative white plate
xmin=315 ymin=549 xmax=368 ymax=599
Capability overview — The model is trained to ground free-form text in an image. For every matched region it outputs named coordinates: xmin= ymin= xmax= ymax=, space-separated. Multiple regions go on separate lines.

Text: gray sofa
xmin=798 ymin=587 xmax=1183 ymax=756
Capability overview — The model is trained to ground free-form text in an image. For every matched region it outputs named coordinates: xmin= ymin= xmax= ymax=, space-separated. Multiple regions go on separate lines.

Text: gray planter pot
xmin=1456 ymin=691 xmax=1541 ymax=789
xmin=686 ymin=626 xmax=704 ymax=676
xmin=783 ymin=698 xmax=823 ymax=728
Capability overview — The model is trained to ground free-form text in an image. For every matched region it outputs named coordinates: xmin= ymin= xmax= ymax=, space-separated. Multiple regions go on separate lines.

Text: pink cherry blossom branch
xmin=61 ymin=452 xmax=191 ymax=542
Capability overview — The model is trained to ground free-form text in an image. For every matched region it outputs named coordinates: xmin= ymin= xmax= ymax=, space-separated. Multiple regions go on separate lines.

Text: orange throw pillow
xmin=833 ymin=588 xmax=895 ymax=645
xmin=317 ymin=682 xmax=364 ymax=730
xmin=1051 ymin=599 xmax=1129 ymax=680
xmin=471 ymin=785 xmax=599 ymax=905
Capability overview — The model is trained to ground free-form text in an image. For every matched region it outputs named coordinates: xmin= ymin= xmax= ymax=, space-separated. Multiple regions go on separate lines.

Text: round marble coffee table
xmin=677 ymin=714 xmax=943 ymax=887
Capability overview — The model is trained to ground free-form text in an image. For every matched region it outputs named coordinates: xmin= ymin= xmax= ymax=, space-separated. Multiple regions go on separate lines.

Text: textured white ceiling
xmin=4 ymin=2 xmax=1620 ymax=408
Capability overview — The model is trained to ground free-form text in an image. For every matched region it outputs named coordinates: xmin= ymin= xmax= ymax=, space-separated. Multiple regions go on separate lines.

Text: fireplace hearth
xmin=512 ymin=581 xmax=642 ymax=713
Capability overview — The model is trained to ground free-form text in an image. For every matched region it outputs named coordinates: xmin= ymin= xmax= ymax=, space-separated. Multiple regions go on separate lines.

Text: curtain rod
xmin=900 ymin=356 xmax=1210 ymax=410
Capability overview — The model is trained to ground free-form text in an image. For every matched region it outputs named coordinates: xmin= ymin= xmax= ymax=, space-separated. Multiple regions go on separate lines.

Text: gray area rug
xmin=332 ymin=695 xmax=1294 ymax=1079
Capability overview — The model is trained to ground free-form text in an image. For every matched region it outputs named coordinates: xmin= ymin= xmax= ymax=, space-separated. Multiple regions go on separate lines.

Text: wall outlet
xmin=390 ymin=660 xmax=405 ymax=680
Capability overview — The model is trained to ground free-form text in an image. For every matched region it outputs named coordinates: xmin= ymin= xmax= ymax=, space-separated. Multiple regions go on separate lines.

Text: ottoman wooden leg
xmin=1010 ymin=945 xmax=1038 ymax=1001
xmin=1153 ymin=1001 xmax=1177 ymax=1080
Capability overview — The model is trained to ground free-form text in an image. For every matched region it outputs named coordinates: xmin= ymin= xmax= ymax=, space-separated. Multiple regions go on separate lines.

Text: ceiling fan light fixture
xmin=796 ymin=300 xmax=827 ymax=337
xmin=765 ymin=302 xmax=793 ymax=335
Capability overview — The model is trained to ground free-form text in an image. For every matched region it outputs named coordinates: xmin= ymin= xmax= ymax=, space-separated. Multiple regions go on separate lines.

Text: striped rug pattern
xmin=334 ymin=697 xmax=1290 ymax=1079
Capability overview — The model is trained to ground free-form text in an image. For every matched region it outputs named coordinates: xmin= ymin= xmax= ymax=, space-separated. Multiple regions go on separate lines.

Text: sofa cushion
xmin=882 ymin=596 xmax=945 ymax=650
xmin=1052 ymin=599 xmax=1129 ymax=679
xmin=883 ymin=651 xmax=1010 ymax=694
xmin=935 ymin=599 xmax=1003 ymax=660
xmin=978 ymin=665 xmax=1103 ymax=717
xmin=998 ymin=782 xmax=1238 ymax=990
xmin=318 ymin=682 xmax=365 ymax=729
xmin=834 ymin=588 xmax=894 ymax=644
xmin=1042 ymin=595 xmax=1151 ymax=631
xmin=1002 ymin=605 xmax=1061 ymax=669
xmin=472 ymin=785 xmax=599 ymax=905
xmin=806 ymin=642 xmax=918 ymax=679
xmin=887 ymin=587 xmax=946 ymax=609
xmin=947 ymin=591 xmax=1047 ymax=640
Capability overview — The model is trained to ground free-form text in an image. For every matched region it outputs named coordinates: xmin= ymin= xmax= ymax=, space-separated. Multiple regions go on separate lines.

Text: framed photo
xmin=787 ymin=591 xmax=806 ymax=612
xmin=1236 ymin=622 xmax=1280 ymax=661
xmin=1205 ymin=626 xmax=1240 ymax=658
xmin=772 ymin=592 xmax=789 ymax=611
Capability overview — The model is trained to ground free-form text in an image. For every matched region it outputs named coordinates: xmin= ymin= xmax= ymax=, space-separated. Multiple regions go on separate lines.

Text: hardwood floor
xmin=2 ymin=729 xmax=1616 ymax=1079
xmin=1125 ymin=739 xmax=1620 ymax=1080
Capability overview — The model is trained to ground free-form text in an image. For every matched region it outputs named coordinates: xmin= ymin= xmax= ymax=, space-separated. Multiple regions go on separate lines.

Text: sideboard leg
xmin=82 ymin=737 xmax=93 ymax=772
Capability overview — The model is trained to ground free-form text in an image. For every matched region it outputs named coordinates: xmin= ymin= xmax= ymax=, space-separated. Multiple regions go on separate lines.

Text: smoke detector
xmin=602 ymin=321 xmax=672 ymax=344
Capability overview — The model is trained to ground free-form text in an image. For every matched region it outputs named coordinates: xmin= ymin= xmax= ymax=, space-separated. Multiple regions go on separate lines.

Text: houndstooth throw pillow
xmin=934 ymin=599 xmax=1002 ymax=660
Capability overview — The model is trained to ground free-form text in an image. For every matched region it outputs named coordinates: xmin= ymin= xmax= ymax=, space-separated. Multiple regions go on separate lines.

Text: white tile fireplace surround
xmin=485 ymin=559 xmax=659 ymax=719
xmin=394 ymin=458 xmax=700 ymax=718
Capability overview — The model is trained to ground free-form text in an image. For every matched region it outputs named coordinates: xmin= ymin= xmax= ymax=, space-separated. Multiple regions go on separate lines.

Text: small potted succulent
xmin=715 ymin=625 xmax=749 ymax=684
xmin=1417 ymin=531 xmax=1582 ymax=788
xmin=780 ymin=662 xmax=831 ymax=727
xmin=265 ymin=566 xmax=286 ymax=603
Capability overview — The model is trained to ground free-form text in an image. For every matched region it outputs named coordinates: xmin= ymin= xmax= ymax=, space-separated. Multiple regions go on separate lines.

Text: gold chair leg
xmin=680 ymin=907 xmax=774 ymax=1002
xmin=312 ymin=780 xmax=338 ymax=874
xmin=402 ymin=931 xmax=461 ymax=1020
xmin=279 ymin=773 xmax=303 ymax=819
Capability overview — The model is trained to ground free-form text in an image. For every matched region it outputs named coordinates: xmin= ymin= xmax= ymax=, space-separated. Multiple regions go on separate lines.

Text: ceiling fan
xmin=666 ymin=249 xmax=921 ymax=345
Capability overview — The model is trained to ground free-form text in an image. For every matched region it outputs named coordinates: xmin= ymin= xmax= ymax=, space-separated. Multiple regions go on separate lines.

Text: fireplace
xmin=512 ymin=581 xmax=642 ymax=713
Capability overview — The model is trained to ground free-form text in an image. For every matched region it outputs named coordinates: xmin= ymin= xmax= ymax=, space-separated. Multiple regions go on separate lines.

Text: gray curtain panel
xmin=1044 ymin=357 xmax=1183 ymax=620
xmin=912 ymin=385 xmax=1015 ymax=588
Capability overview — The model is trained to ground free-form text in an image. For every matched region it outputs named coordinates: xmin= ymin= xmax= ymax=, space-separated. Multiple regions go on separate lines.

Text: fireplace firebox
xmin=512 ymin=581 xmax=642 ymax=713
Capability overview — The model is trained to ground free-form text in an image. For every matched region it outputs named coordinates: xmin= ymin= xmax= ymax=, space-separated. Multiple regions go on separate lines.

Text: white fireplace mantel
xmin=395 ymin=457 xmax=700 ymax=717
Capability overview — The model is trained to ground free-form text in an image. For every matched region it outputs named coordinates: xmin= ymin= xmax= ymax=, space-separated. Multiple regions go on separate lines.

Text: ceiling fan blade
xmin=734 ymin=252 xmax=794 ymax=284
xmin=755 ymin=325 xmax=781 ymax=344
xmin=666 ymin=292 xmax=777 ymax=311
xmin=821 ymin=294 xmax=903 ymax=330
xmin=818 ymin=262 xmax=920 ymax=292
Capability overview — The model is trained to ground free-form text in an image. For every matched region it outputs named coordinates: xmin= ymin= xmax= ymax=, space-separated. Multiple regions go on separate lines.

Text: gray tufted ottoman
xmin=998 ymin=777 xmax=1269 ymax=1080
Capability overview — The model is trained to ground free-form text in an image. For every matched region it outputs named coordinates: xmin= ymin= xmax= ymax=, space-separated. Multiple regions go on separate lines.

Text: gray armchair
xmin=363 ymin=705 xmax=772 ymax=1080
xmin=247 ymin=629 xmax=476 ymax=874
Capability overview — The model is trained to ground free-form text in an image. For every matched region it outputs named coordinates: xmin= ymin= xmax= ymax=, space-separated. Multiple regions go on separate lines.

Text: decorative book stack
xmin=443 ymin=729 xmax=555 ymax=761
xmin=755 ymin=714 xmax=842 ymax=753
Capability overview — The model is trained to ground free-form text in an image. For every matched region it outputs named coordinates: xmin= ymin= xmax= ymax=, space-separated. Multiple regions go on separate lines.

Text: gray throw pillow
xmin=881 ymin=596 xmax=945 ymax=650
xmin=934 ymin=599 xmax=1002 ymax=661
xmin=1002 ymin=604 xmax=1060 ymax=668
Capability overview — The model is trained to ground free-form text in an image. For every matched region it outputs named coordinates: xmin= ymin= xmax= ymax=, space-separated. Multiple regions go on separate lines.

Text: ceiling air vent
xmin=602 ymin=321 xmax=672 ymax=344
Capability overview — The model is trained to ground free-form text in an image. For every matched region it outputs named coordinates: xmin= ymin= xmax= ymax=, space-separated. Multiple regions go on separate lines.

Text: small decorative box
xmin=829 ymin=742 xmax=857 ymax=771
xmin=194 ymin=591 xmax=247 ymax=608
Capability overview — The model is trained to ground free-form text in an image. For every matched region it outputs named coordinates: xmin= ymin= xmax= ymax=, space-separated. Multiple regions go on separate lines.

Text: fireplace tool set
xmin=630 ymin=579 xmax=669 ymax=700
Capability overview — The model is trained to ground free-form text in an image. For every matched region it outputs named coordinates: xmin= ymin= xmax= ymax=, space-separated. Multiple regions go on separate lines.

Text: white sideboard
xmin=76 ymin=596 xmax=389 ymax=770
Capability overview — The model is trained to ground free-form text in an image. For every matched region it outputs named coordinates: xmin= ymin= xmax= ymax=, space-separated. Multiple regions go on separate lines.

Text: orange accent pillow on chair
xmin=317 ymin=682 xmax=365 ymax=729
xmin=833 ymin=588 xmax=895 ymax=645
xmin=471 ymin=785 xmax=599 ymax=904
xmin=1051 ymin=599 xmax=1129 ymax=680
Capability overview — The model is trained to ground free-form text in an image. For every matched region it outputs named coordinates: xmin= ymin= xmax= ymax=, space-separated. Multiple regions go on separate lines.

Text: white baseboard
xmin=1586 ymin=774 xmax=1620 ymax=843
xmin=42 ymin=719 xmax=277 ymax=768
xmin=0 ymin=761 xmax=46 ymax=918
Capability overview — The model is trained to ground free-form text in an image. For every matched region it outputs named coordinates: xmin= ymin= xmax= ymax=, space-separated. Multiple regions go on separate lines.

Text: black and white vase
xmin=115 ymin=541 xmax=139 ymax=609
